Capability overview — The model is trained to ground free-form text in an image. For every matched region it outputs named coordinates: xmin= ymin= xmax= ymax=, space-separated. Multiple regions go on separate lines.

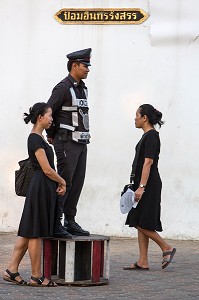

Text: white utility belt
xmin=72 ymin=131 xmax=91 ymax=142
xmin=60 ymin=124 xmax=90 ymax=142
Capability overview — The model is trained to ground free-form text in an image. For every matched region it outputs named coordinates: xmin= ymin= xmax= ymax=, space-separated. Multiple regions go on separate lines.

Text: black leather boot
xmin=64 ymin=217 xmax=90 ymax=236
xmin=54 ymin=219 xmax=73 ymax=239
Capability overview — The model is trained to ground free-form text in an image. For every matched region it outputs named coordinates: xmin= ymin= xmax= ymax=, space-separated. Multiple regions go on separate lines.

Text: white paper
xmin=120 ymin=188 xmax=138 ymax=214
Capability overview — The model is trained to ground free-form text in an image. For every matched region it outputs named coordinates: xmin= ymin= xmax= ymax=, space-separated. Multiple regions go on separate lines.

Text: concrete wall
xmin=0 ymin=0 xmax=199 ymax=239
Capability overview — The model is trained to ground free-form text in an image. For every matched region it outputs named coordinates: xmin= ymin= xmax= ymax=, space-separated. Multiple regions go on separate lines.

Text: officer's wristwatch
xmin=139 ymin=184 xmax=146 ymax=188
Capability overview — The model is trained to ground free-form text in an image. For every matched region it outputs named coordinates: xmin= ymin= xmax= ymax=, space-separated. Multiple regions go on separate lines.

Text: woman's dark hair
xmin=139 ymin=104 xmax=164 ymax=128
xmin=23 ymin=102 xmax=50 ymax=124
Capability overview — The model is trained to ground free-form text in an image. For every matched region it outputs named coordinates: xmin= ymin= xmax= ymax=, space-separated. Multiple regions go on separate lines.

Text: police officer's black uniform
xmin=47 ymin=48 xmax=91 ymax=236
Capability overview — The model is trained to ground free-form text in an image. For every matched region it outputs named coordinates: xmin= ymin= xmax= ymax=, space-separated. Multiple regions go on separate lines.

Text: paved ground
xmin=0 ymin=233 xmax=199 ymax=300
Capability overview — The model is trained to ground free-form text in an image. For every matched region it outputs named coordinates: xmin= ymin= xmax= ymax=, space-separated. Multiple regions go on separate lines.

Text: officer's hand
xmin=47 ymin=137 xmax=54 ymax=144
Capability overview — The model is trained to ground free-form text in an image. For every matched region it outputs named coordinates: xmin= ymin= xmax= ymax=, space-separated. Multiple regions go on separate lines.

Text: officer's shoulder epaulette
xmin=53 ymin=77 xmax=71 ymax=90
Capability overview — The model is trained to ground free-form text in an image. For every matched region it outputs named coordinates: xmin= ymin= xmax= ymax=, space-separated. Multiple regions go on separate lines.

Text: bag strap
xmin=130 ymin=132 xmax=148 ymax=183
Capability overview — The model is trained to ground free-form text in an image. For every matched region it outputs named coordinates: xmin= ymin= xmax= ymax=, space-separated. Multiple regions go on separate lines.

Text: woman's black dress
xmin=126 ymin=129 xmax=163 ymax=232
xmin=18 ymin=133 xmax=57 ymax=238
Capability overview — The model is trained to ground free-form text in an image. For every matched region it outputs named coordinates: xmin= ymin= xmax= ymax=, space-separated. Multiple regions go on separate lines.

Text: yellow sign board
xmin=54 ymin=8 xmax=149 ymax=25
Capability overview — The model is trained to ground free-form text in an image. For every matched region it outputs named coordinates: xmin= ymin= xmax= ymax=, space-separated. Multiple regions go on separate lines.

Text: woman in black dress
xmin=124 ymin=104 xmax=176 ymax=270
xmin=3 ymin=103 xmax=66 ymax=287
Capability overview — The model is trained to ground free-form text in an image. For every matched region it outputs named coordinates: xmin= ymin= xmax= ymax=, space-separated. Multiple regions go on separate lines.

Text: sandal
xmin=3 ymin=269 xmax=27 ymax=285
xmin=162 ymin=248 xmax=176 ymax=269
xmin=123 ymin=262 xmax=149 ymax=271
xmin=28 ymin=275 xmax=57 ymax=287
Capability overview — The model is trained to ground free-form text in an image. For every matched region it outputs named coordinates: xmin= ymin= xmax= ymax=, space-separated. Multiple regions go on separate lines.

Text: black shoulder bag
xmin=15 ymin=158 xmax=35 ymax=197
xmin=121 ymin=133 xmax=147 ymax=196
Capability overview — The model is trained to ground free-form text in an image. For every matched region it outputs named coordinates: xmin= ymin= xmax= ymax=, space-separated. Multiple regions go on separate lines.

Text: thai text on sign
xmin=54 ymin=8 xmax=149 ymax=25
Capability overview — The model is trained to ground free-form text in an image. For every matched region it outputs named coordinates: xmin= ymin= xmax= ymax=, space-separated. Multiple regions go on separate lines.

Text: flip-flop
xmin=123 ymin=262 xmax=149 ymax=271
xmin=162 ymin=248 xmax=176 ymax=269
xmin=3 ymin=269 xmax=27 ymax=285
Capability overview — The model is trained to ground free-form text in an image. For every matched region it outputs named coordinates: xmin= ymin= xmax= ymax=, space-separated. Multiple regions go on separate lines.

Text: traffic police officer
xmin=47 ymin=48 xmax=91 ymax=237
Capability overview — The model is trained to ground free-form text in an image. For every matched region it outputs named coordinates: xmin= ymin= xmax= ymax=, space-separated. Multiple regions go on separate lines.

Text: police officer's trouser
xmin=53 ymin=135 xmax=87 ymax=219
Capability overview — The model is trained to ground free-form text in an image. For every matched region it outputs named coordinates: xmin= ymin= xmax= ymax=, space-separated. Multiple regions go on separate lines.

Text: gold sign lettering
xmin=54 ymin=8 xmax=149 ymax=25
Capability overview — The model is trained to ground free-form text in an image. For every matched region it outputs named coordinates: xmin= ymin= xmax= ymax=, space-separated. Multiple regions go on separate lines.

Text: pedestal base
xmin=43 ymin=234 xmax=110 ymax=286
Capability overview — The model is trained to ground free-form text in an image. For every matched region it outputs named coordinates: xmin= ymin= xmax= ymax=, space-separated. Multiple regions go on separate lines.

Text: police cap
xmin=66 ymin=48 xmax=92 ymax=66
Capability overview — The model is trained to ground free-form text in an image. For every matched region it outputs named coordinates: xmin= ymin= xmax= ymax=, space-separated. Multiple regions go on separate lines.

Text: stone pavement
xmin=0 ymin=233 xmax=199 ymax=300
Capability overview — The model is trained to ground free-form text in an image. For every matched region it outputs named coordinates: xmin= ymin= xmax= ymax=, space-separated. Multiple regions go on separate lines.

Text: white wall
xmin=0 ymin=0 xmax=199 ymax=239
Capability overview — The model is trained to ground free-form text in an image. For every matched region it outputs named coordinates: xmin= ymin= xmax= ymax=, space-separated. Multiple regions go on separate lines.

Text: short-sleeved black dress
xmin=18 ymin=133 xmax=57 ymax=238
xmin=125 ymin=129 xmax=163 ymax=232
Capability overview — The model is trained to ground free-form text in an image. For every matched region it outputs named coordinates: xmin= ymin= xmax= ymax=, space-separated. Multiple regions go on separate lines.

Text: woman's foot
xmin=28 ymin=275 xmax=57 ymax=287
xmin=162 ymin=248 xmax=176 ymax=269
xmin=3 ymin=269 xmax=27 ymax=285
xmin=123 ymin=262 xmax=149 ymax=270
